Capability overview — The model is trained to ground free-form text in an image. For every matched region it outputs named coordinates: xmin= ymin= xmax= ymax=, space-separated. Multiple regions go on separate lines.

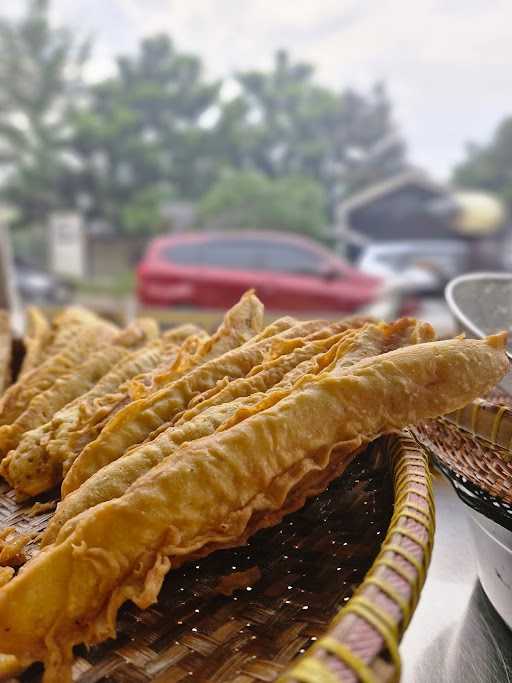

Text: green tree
xmin=199 ymin=171 xmax=327 ymax=238
xmin=213 ymin=51 xmax=406 ymax=216
xmin=70 ymin=35 xmax=220 ymax=233
xmin=453 ymin=116 xmax=512 ymax=212
xmin=0 ymin=0 xmax=89 ymax=226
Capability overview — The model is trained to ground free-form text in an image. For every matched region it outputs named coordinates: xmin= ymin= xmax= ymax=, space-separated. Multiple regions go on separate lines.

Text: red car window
xmin=159 ymin=236 xmax=344 ymax=279
xmin=160 ymin=243 xmax=204 ymax=264
xmin=258 ymin=241 xmax=325 ymax=276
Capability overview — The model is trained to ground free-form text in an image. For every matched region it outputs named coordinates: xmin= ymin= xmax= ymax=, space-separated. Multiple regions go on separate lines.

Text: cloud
xmin=12 ymin=0 xmax=512 ymax=177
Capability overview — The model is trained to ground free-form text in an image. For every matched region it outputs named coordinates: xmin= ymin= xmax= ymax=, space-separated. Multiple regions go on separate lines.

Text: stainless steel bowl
xmin=445 ymin=271 xmax=512 ymax=629
xmin=445 ymin=272 xmax=512 ymax=392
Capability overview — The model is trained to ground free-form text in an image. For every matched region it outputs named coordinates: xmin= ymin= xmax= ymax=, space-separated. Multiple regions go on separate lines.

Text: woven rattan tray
xmin=413 ymin=391 xmax=512 ymax=529
xmin=0 ymin=432 xmax=434 ymax=683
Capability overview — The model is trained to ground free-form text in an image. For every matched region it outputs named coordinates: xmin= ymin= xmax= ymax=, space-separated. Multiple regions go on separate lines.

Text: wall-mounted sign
xmin=50 ymin=212 xmax=85 ymax=278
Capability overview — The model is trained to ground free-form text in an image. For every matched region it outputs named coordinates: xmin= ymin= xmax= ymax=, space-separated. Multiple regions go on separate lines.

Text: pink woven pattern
xmin=281 ymin=432 xmax=434 ymax=683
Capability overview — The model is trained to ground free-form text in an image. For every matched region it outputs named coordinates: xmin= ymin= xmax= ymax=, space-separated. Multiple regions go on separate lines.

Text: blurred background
xmin=0 ymin=0 xmax=510 ymax=333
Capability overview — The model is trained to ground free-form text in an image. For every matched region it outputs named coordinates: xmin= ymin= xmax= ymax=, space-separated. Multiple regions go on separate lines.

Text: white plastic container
xmin=467 ymin=508 xmax=512 ymax=629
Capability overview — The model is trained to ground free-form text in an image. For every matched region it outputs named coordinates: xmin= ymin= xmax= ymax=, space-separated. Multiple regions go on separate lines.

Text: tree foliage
xmin=0 ymin=3 xmax=408 ymax=237
xmin=212 ymin=52 xmax=406 ymax=216
xmin=69 ymin=34 xmax=220 ymax=233
xmin=199 ymin=171 xmax=327 ymax=237
xmin=0 ymin=0 xmax=89 ymax=226
xmin=453 ymin=116 xmax=512 ymax=212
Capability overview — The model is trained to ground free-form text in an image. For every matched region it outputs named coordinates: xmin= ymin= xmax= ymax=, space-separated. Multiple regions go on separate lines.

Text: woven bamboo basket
xmin=413 ymin=391 xmax=512 ymax=529
xmin=0 ymin=431 xmax=434 ymax=683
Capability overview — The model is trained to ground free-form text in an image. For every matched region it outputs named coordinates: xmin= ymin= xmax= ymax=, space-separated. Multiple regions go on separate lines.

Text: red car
xmin=137 ymin=231 xmax=383 ymax=313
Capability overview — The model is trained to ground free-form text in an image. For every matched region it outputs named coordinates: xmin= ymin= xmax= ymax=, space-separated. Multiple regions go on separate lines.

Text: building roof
xmin=336 ymin=169 xmax=444 ymax=221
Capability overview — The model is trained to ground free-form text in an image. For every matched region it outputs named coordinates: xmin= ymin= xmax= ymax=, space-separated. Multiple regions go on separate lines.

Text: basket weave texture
xmin=0 ymin=432 xmax=433 ymax=683
xmin=414 ymin=389 xmax=512 ymax=508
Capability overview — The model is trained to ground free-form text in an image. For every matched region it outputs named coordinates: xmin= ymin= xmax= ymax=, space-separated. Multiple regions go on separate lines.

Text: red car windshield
xmin=159 ymin=237 xmax=346 ymax=278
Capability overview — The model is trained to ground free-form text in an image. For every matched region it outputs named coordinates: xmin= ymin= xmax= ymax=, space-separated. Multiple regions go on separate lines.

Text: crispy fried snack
xmin=42 ymin=319 xmax=433 ymax=545
xmin=18 ymin=307 xmax=52 ymax=379
xmin=0 ymin=312 xmax=119 ymax=436
xmin=0 ymin=326 xmax=202 ymax=499
xmin=1 ymin=293 xmax=263 ymax=497
xmin=0 ymin=320 xmax=160 ymax=496
xmin=41 ymin=328 xmax=207 ymax=480
xmin=175 ymin=318 xmax=358 ymax=418
xmin=146 ymin=291 xmax=265 ymax=393
xmin=44 ymin=324 xmax=355 ymax=542
xmin=38 ymin=308 xmax=107 ymax=359
xmin=48 ymin=294 xmax=262 ymax=492
xmin=0 ymin=319 xmax=158 ymax=461
xmin=61 ymin=317 xmax=337 ymax=496
xmin=0 ymin=334 xmax=506 ymax=682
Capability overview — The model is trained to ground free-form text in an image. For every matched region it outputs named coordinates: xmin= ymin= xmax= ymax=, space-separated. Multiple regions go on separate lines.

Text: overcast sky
xmin=3 ymin=0 xmax=512 ymax=179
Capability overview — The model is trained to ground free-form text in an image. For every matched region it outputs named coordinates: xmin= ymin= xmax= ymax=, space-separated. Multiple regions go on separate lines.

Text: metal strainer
xmin=446 ymin=272 xmax=512 ymax=392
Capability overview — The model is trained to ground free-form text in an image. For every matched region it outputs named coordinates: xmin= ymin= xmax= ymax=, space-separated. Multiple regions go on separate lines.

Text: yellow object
xmin=452 ymin=191 xmax=506 ymax=236
xmin=0 ymin=335 xmax=505 ymax=681
xmin=281 ymin=433 xmax=435 ymax=683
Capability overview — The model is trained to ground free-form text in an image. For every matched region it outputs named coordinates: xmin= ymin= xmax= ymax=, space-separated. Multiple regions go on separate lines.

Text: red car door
xmin=185 ymin=237 xmax=272 ymax=309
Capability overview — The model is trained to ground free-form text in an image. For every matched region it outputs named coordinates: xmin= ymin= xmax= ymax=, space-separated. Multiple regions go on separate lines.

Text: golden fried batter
xmin=1 ymin=320 xmax=157 ymax=457
xmin=0 ymin=320 xmax=160 ymax=496
xmin=18 ymin=307 xmax=51 ymax=379
xmin=0 ymin=314 xmax=118 ymax=435
xmin=61 ymin=317 xmax=335 ymax=496
xmin=0 ymin=334 xmax=506 ymax=682
xmin=43 ymin=319 xmax=432 ymax=544
xmin=147 ymin=290 xmax=264 ymax=392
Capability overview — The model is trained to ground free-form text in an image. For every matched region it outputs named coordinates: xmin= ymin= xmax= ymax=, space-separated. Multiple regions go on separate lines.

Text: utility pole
xmin=0 ymin=208 xmax=22 ymax=332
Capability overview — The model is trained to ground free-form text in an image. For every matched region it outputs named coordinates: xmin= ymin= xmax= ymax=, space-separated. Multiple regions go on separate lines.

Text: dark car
xmin=137 ymin=231 xmax=383 ymax=313
xmin=15 ymin=258 xmax=74 ymax=305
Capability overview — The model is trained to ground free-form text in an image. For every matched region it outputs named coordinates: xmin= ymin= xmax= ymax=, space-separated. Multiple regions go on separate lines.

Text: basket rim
xmin=418 ymin=397 xmax=512 ymax=526
xmin=434 ymin=454 xmax=512 ymax=531
xmin=443 ymin=399 xmax=512 ymax=460
xmin=280 ymin=431 xmax=435 ymax=683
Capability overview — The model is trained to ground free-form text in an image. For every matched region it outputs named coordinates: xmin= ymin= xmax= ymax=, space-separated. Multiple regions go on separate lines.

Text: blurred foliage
xmin=213 ymin=51 xmax=407 ymax=217
xmin=199 ymin=171 xmax=327 ymax=237
xmin=11 ymin=224 xmax=48 ymax=266
xmin=453 ymin=116 xmax=512 ymax=214
xmin=68 ymin=34 xmax=220 ymax=233
xmin=0 ymin=1 xmax=407 ymax=237
xmin=0 ymin=0 xmax=90 ymax=226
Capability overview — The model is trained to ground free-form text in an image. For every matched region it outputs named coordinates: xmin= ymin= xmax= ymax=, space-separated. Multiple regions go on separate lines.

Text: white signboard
xmin=50 ymin=212 xmax=85 ymax=278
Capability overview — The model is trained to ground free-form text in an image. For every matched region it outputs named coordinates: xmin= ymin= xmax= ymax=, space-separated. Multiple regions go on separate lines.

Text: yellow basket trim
xmin=491 ymin=405 xmax=508 ymax=443
xmin=393 ymin=525 xmax=429 ymax=550
xmin=286 ymin=656 xmax=341 ymax=683
xmin=375 ymin=556 xmax=419 ymax=609
xmin=344 ymin=600 xmax=401 ymax=676
xmin=349 ymin=595 xmax=399 ymax=637
xmin=398 ymin=508 xmax=431 ymax=527
xmin=394 ymin=491 xmax=435 ymax=523
xmin=363 ymin=575 xmax=411 ymax=629
xmin=293 ymin=433 xmax=435 ymax=682
xmin=384 ymin=543 xmax=425 ymax=585
xmin=319 ymin=637 xmax=377 ymax=683
xmin=470 ymin=401 xmax=481 ymax=433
